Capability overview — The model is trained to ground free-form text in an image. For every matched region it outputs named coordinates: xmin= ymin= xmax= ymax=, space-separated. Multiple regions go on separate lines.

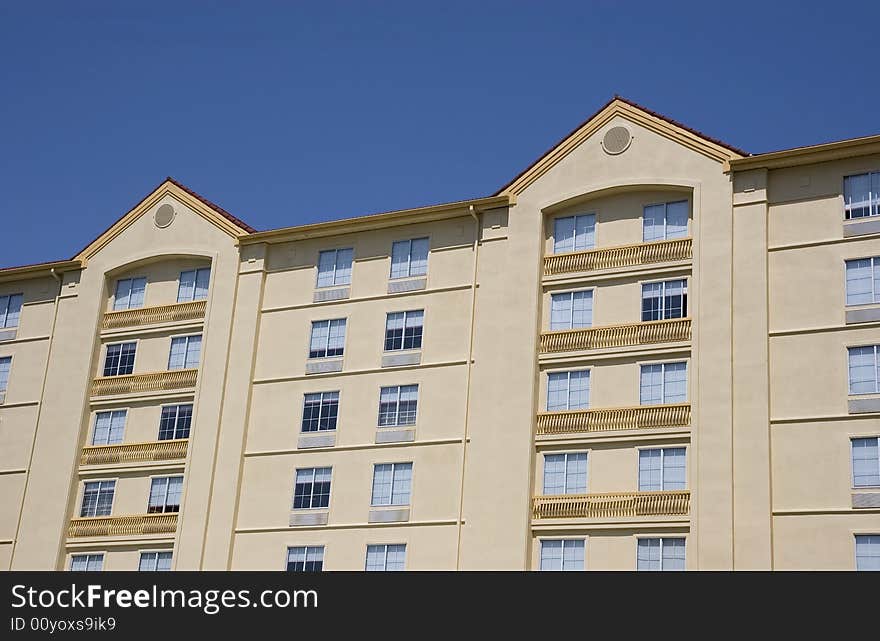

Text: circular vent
xmin=602 ymin=126 xmax=632 ymax=155
xmin=154 ymin=204 xmax=175 ymax=228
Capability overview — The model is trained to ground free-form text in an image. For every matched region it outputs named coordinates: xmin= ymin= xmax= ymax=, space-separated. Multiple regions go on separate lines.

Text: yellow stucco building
xmin=2 ymin=97 xmax=879 ymax=571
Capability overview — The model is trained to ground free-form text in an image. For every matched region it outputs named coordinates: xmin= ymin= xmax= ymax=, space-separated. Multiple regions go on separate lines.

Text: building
xmin=1 ymin=97 xmax=879 ymax=571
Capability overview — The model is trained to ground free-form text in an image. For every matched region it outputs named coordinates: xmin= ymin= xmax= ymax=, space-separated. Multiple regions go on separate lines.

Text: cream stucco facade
xmin=2 ymin=97 xmax=879 ymax=571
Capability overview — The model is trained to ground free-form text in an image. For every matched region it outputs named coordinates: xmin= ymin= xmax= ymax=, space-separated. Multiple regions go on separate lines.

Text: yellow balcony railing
xmin=67 ymin=513 xmax=178 ymax=538
xmin=540 ymin=318 xmax=691 ymax=353
xmin=544 ymin=238 xmax=692 ymax=276
xmin=532 ymin=490 xmax=690 ymax=519
xmin=101 ymin=300 xmax=206 ymax=330
xmin=80 ymin=439 xmax=188 ymax=466
xmin=90 ymin=369 xmax=198 ymax=397
xmin=537 ymin=403 xmax=690 ymax=435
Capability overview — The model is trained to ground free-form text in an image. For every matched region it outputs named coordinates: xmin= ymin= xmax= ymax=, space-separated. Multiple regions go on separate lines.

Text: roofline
xmin=164 ymin=177 xmax=257 ymax=233
xmin=241 ymin=194 xmax=514 ymax=244
xmin=0 ymin=259 xmax=81 ymax=283
xmin=726 ymin=134 xmax=880 ymax=172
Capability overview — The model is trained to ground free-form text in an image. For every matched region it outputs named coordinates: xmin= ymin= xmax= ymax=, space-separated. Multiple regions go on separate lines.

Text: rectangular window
xmin=158 ymin=404 xmax=192 ymax=440
xmin=80 ymin=480 xmax=115 ymax=517
xmin=0 ymin=356 xmax=11 ymax=398
xmin=844 ymin=171 xmax=880 ymax=219
xmin=302 ymin=392 xmax=339 ymax=433
xmin=70 ymin=554 xmax=104 ymax=571
xmin=547 ymin=370 xmax=590 ymax=411
xmin=309 ymin=319 xmax=346 ymax=358
xmin=384 ymin=310 xmax=424 ymax=351
xmin=550 ymin=290 xmax=593 ymax=330
xmin=845 ymin=257 xmax=880 ymax=305
xmin=371 ymin=462 xmax=413 ymax=506
xmin=177 ymin=268 xmax=211 ymax=303
xmin=365 ymin=544 xmax=406 ymax=571
xmin=138 ymin=551 xmax=172 ymax=571
xmin=287 ymin=546 xmax=324 ymax=572
xmin=640 ymin=362 xmax=687 ymax=405
xmin=148 ymin=476 xmax=183 ymax=513
xmin=0 ymin=293 xmax=23 ymax=328
xmin=637 ymin=537 xmax=686 ymax=571
xmin=543 ymin=453 xmax=587 ymax=495
xmin=643 ymin=201 xmax=688 ymax=242
xmin=540 ymin=539 xmax=585 ymax=571
xmin=848 ymin=345 xmax=880 ymax=394
xmin=641 ymin=279 xmax=687 ymax=321
xmin=390 ymin=238 xmax=429 ymax=279
xmin=168 ymin=335 xmax=202 ymax=370
xmin=293 ymin=467 xmax=332 ymax=509
xmin=852 ymin=437 xmax=880 ymax=487
xmin=92 ymin=410 xmax=126 ymax=446
xmin=113 ymin=278 xmax=146 ymax=311
xmin=553 ymin=214 xmax=596 ymax=254
xmin=378 ymin=385 xmax=418 ymax=427
xmin=103 ymin=342 xmax=136 ymax=376
xmin=856 ymin=534 xmax=880 ymax=571
xmin=316 ymin=248 xmax=354 ymax=287
xmin=639 ymin=447 xmax=687 ymax=491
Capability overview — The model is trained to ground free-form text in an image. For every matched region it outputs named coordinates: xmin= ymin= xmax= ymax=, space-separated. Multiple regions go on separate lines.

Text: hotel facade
xmin=2 ymin=97 xmax=879 ymax=571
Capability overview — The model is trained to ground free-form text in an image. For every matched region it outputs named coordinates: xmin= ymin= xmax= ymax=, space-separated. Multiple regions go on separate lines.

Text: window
xmin=553 ymin=214 xmax=595 ymax=254
xmin=317 ymin=249 xmax=353 ymax=287
xmin=543 ymin=453 xmax=587 ymax=495
xmin=287 ymin=546 xmax=324 ymax=572
xmin=80 ymin=481 xmax=115 ymax=517
xmin=848 ymin=345 xmax=880 ymax=394
xmin=844 ymin=171 xmax=880 ymax=219
xmin=293 ymin=467 xmax=331 ymax=509
xmin=540 ymin=539 xmax=584 ymax=571
xmin=177 ymin=268 xmax=211 ymax=303
xmin=846 ymin=257 xmax=880 ymax=305
xmin=639 ymin=448 xmax=686 ymax=491
xmin=148 ymin=476 xmax=183 ymax=513
xmin=0 ymin=293 xmax=23 ymax=328
xmin=642 ymin=279 xmax=687 ymax=321
xmin=103 ymin=342 xmax=136 ymax=376
xmin=371 ymin=463 xmax=413 ymax=506
xmin=168 ymin=335 xmax=202 ymax=370
xmin=0 ymin=356 xmax=10 ymax=399
xmin=852 ymin=437 xmax=880 ymax=487
xmin=113 ymin=278 xmax=146 ymax=311
xmin=309 ymin=319 xmax=346 ymax=358
xmin=637 ymin=538 xmax=686 ymax=571
xmin=390 ymin=238 xmax=429 ymax=279
xmin=378 ymin=385 xmax=418 ymax=427
xmin=856 ymin=535 xmax=880 ymax=571
xmin=550 ymin=291 xmax=593 ymax=330
xmin=547 ymin=370 xmax=590 ymax=411
xmin=158 ymin=404 xmax=192 ymax=440
xmin=70 ymin=554 xmax=104 ymax=571
xmin=365 ymin=544 xmax=406 ymax=571
xmin=92 ymin=410 xmax=126 ymax=446
xmin=640 ymin=362 xmax=687 ymax=405
xmin=384 ymin=310 xmax=423 ymax=351
xmin=643 ymin=201 xmax=688 ymax=242
xmin=139 ymin=551 xmax=172 ymax=571
xmin=302 ymin=392 xmax=339 ymax=433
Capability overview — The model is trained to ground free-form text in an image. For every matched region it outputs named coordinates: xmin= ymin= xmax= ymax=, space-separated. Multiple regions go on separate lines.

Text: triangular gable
xmin=496 ymin=96 xmax=748 ymax=196
xmin=74 ymin=177 xmax=256 ymax=263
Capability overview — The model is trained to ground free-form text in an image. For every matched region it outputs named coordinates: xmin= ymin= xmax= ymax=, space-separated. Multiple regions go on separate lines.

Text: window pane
xmin=643 ymin=204 xmax=665 ymax=242
xmin=129 ymin=278 xmax=146 ymax=308
xmin=385 ymin=312 xmax=405 ymax=351
xmin=194 ymin=269 xmax=210 ymax=300
xmin=410 ymin=238 xmax=429 ymax=276
xmin=561 ymin=539 xmax=585 ymax=571
xmin=317 ymin=250 xmax=338 ymax=288
xmin=402 ymin=310 xmax=424 ymax=350
xmin=546 ymin=373 xmax=567 ymax=412
xmin=571 ymin=291 xmax=592 ymax=329
xmin=391 ymin=463 xmax=413 ymax=505
xmin=848 ymin=346 xmax=878 ymax=394
xmin=666 ymin=201 xmax=688 ymax=239
xmin=309 ymin=321 xmax=329 ymax=358
xmin=0 ymin=357 xmax=9 ymax=393
xmin=371 ymin=464 xmax=393 ymax=505
xmin=114 ymin=279 xmax=132 ymax=310
xmin=378 ymin=386 xmax=399 ymax=426
xmin=168 ymin=337 xmax=187 ymax=370
xmin=184 ymin=335 xmax=201 ymax=368
xmin=565 ymin=453 xmax=587 ymax=494
xmin=553 ymin=217 xmax=575 ymax=254
xmin=662 ymin=447 xmax=687 ymax=490
xmin=662 ymin=538 xmax=686 ymax=571
xmin=856 ymin=535 xmax=880 ymax=571
xmin=637 ymin=538 xmax=662 ymax=571
xmin=640 ymin=364 xmax=663 ymax=405
xmin=550 ymin=293 xmax=572 ymax=330
xmin=177 ymin=270 xmax=196 ymax=302
xmin=845 ymin=173 xmax=873 ymax=219
xmin=663 ymin=362 xmax=688 ymax=403
xmin=846 ymin=259 xmax=873 ymax=305
xmin=390 ymin=240 xmax=410 ymax=279
xmin=573 ymin=214 xmax=595 ymax=251
xmin=543 ymin=454 xmax=565 ymax=495
xmin=5 ymin=294 xmax=22 ymax=328
xmin=397 ymin=385 xmax=418 ymax=425
xmin=852 ymin=438 xmax=880 ymax=487
xmin=663 ymin=279 xmax=687 ymax=319
xmin=641 ymin=283 xmax=662 ymax=322
xmin=638 ymin=450 xmax=662 ymax=491
xmin=335 ymin=248 xmax=353 ymax=285
xmin=327 ymin=319 xmax=346 ymax=356
xmin=540 ymin=539 xmax=563 ymax=571
xmin=568 ymin=370 xmax=590 ymax=410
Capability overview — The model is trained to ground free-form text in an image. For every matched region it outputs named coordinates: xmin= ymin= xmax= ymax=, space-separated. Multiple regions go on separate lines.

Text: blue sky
xmin=1 ymin=1 xmax=878 ymax=268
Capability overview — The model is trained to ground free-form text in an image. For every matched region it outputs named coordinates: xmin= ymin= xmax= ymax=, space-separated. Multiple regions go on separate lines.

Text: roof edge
xmin=0 ymin=259 xmax=81 ymax=282
xmin=727 ymin=134 xmax=880 ymax=171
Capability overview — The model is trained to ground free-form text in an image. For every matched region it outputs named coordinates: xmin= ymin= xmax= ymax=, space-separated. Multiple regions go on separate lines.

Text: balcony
xmin=90 ymin=369 xmax=198 ymax=397
xmin=80 ymin=439 xmax=188 ymax=466
xmin=67 ymin=513 xmax=178 ymax=538
xmin=532 ymin=490 xmax=690 ymax=519
xmin=543 ymin=238 xmax=692 ymax=277
xmin=537 ymin=403 xmax=690 ymax=436
xmin=540 ymin=318 xmax=690 ymax=353
xmin=101 ymin=300 xmax=206 ymax=331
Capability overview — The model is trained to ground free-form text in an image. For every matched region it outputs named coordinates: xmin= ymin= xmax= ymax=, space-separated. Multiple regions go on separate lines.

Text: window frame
xmin=308 ymin=318 xmax=347 ymax=359
xmin=316 ymin=248 xmax=354 ymax=288
xmin=91 ymin=409 xmax=127 ymax=446
xmin=112 ymin=277 xmax=147 ymax=311
xmin=102 ymin=341 xmax=137 ymax=377
xmin=301 ymin=391 xmax=340 ymax=433
xmin=364 ymin=543 xmax=407 ymax=571
xmin=855 ymin=533 xmax=880 ymax=571
xmin=383 ymin=309 xmax=425 ymax=352
xmin=546 ymin=369 xmax=591 ymax=412
xmin=639 ymin=361 xmax=688 ymax=405
xmin=642 ymin=200 xmax=689 ymax=243
xmin=158 ymin=404 xmax=193 ymax=440
xmin=638 ymin=446 xmax=688 ymax=491
xmin=640 ymin=278 xmax=688 ymax=322
xmin=138 ymin=550 xmax=173 ymax=571
xmin=0 ymin=354 xmax=12 ymax=400
xmin=167 ymin=334 xmax=202 ymax=370
xmin=636 ymin=536 xmax=686 ymax=571
xmin=79 ymin=479 xmax=116 ymax=517
xmin=538 ymin=538 xmax=586 ymax=571
xmin=843 ymin=171 xmax=880 ymax=220
xmin=147 ymin=475 xmax=184 ymax=514
xmin=69 ymin=553 xmax=105 ymax=572
xmin=844 ymin=256 xmax=880 ymax=306
xmin=371 ymin=462 xmax=414 ymax=507
xmin=549 ymin=288 xmax=594 ymax=331
xmin=552 ymin=213 xmax=597 ymax=255
xmin=847 ymin=344 xmax=880 ymax=395
xmin=0 ymin=293 xmax=24 ymax=328
xmin=389 ymin=237 xmax=430 ymax=280
xmin=542 ymin=452 xmax=588 ymax=495
xmin=377 ymin=384 xmax=419 ymax=428
xmin=177 ymin=267 xmax=211 ymax=303
xmin=292 ymin=466 xmax=333 ymax=511
xmin=286 ymin=545 xmax=325 ymax=572
xmin=851 ymin=436 xmax=880 ymax=488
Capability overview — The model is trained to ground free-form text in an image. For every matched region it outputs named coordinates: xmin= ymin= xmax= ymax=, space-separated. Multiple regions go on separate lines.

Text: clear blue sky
xmin=1 ymin=1 xmax=878 ymax=268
